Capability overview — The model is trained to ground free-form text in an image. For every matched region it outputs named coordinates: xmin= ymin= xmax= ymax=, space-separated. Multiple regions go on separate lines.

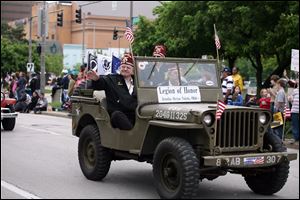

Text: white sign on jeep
xmin=157 ymin=86 xmax=201 ymax=103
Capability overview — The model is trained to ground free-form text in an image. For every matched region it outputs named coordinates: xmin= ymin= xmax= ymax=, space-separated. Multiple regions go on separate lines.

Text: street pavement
xmin=1 ymin=113 xmax=299 ymax=199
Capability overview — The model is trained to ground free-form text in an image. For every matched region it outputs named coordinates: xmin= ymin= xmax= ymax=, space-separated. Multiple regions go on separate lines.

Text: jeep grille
xmin=216 ymin=111 xmax=259 ymax=150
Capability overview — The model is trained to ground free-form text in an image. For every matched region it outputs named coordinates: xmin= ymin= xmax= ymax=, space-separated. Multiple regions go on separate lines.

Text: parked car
xmin=71 ymin=57 xmax=297 ymax=199
xmin=1 ymin=91 xmax=18 ymax=131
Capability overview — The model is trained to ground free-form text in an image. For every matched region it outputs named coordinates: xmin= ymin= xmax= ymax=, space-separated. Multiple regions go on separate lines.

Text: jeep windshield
xmin=137 ymin=60 xmax=219 ymax=88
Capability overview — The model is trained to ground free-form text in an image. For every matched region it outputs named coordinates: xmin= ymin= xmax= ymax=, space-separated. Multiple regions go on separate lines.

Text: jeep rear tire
xmin=78 ymin=124 xmax=112 ymax=181
xmin=153 ymin=137 xmax=199 ymax=199
xmin=2 ymin=118 xmax=16 ymax=131
xmin=244 ymin=132 xmax=290 ymax=195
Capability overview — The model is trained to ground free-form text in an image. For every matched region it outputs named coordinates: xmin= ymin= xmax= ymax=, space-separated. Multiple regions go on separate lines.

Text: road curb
xmin=42 ymin=111 xmax=71 ymax=119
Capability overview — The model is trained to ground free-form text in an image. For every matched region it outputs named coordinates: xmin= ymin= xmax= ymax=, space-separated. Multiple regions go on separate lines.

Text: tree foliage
xmin=1 ymin=22 xmax=63 ymax=77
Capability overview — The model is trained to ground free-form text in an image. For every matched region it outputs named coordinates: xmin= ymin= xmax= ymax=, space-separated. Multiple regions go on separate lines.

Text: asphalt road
xmin=1 ymin=113 xmax=299 ymax=199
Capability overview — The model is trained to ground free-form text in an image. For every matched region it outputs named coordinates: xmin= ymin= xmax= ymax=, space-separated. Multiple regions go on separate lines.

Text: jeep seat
xmin=93 ymin=90 xmax=107 ymax=109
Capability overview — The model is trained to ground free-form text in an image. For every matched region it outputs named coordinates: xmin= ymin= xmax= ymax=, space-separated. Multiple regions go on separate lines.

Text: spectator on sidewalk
xmin=28 ymin=72 xmax=39 ymax=96
xmin=221 ymin=67 xmax=235 ymax=104
xmin=61 ymin=70 xmax=69 ymax=103
xmin=288 ymin=78 xmax=299 ymax=144
xmin=33 ymin=92 xmax=48 ymax=114
xmin=15 ymin=90 xmax=31 ymax=113
xmin=232 ymin=67 xmax=244 ymax=92
xmin=258 ymin=88 xmax=271 ymax=110
xmin=16 ymin=72 xmax=27 ymax=100
xmin=25 ymin=91 xmax=39 ymax=113
xmin=228 ymin=86 xmax=243 ymax=106
xmin=267 ymin=75 xmax=280 ymax=113
xmin=67 ymin=73 xmax=76 ymax=97
xmin=273 ymin=78 xmax=288 ymax=139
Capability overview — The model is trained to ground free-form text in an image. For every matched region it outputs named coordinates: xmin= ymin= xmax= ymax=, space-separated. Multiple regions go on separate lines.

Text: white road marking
xmin=20 ymin=125 xmax=61 ymax=136
xmin=1 ymin=180 xmax=42 ymax=199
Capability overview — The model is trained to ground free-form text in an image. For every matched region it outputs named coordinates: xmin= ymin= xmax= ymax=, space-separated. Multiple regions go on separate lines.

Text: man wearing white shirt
xmin=221 ymin=67 xmax=235 ymax=104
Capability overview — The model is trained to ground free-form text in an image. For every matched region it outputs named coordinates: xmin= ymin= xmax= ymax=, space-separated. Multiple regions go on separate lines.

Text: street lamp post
xmin=93 ymin=23 xmax=96 ymax=54
xmin=39 ymin=1 xmax=47 ymax=94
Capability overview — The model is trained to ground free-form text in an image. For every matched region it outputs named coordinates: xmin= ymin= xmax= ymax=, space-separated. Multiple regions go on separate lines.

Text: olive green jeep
xmin=71 ymin=57 xmax=297 ymax=199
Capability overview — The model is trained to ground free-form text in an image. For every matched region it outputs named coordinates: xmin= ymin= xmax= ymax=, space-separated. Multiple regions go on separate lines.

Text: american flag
xmin=216 ymin=100 xmax=226 ymax=120
xmin=124 ymin=27 xmax=134 ymax=44
xmin=215 ymin=33 xmax=221 ymax=49
xmin=244 ymin=156 xmax=265 ymax=165
xmin=284 ymin=103 xmax=291 ymax=118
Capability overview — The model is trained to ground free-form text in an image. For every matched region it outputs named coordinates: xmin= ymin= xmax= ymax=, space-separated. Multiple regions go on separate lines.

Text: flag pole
xmin=213 ymin=93 xmax=219 ymax=155
xmin=282 ymin=112 xmax=286 ymax=142
xmin=214 ymin=24 xmax=220 ymax=70
xmin=282 ymin=95 xmax=289 ymax=142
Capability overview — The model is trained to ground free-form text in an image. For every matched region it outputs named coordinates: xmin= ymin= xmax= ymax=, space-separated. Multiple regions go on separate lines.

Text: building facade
xmin=8 ymin=1 xmax=161 ymax=68
xmin=1 ymin=1 xmax=34 ymax=23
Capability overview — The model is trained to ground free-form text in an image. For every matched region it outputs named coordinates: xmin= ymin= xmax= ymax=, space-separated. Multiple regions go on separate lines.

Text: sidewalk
xmin=44 ymin=91 xmax=71 ymax=119
xmin=283 ymin=139 xmax=299 ymax=150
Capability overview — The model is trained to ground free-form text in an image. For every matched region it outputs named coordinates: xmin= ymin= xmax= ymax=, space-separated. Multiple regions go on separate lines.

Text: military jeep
xmin=71 ymin=57 xmax=297 ymax=199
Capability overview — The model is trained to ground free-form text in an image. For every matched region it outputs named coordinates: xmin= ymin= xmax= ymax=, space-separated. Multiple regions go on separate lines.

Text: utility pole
xmin=40 ymin=1 xmax=46 ymax=94
xmin=130 ymin=1 xmax=133 ymax=28
xmin=82 ymin=12 xmax=86 ymax=65
xmin=28 ymin=17 xmax=32 ymax=64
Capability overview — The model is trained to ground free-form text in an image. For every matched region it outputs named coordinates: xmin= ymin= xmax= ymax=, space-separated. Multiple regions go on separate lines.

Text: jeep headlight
xmin=259 ymin=113 xmax=267 ymax=124
xmin=203 ymin=114 xmax=213 ymax=126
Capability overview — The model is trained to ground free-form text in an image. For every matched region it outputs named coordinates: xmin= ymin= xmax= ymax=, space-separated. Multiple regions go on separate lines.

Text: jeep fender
xmin=140 ymin=120 xmax=204 ymax=155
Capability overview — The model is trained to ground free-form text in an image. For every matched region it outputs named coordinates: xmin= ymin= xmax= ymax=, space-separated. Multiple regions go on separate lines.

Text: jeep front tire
xmin=153 ymin=137 xmax=199 ymax=199
xmin=78 ymin=124 xmax=112 ymax=181
xmin=244 ymin=132 xmax=290 ymax=195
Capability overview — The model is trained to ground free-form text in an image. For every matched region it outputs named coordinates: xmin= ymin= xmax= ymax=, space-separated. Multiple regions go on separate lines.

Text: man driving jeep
xmin=86 ymin=53 xmax=137 ymax=130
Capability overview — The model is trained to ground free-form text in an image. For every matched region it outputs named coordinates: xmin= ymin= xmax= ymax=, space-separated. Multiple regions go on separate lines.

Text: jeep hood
xmin=139 ymin=103 xmax=263 ymax=123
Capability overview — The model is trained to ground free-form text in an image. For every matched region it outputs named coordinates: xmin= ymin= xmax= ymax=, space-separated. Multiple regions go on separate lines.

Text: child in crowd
xmin=258 ymin=88 xmax=271 ymax=110
xmin=228 ymin=86 xmax=243 ymax=106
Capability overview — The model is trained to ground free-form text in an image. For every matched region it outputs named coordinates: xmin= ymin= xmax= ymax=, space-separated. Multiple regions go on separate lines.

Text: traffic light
xmin=57 ymin=12 xmax=63 ymax=27
xmin=37 ymin=44 xmax=41 ymax=55
xmin=75 ymin=9 xmax=82 ymax=24
xmin=113 ymin=28 xmax=118 ymax=40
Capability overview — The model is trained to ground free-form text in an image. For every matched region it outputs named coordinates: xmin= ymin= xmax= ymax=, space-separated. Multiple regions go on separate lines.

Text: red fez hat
xmin=153 ymin=45 xmax=166 ymax=57
xmin=121 ymin=52 xmax=134 ymax=68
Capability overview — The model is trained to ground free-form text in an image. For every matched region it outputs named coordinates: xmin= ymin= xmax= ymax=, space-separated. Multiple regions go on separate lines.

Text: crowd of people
xmin=221 ymin=67 xmax=299 ymax=144
xmin=1 ymin=71 xmax=49 ymax=114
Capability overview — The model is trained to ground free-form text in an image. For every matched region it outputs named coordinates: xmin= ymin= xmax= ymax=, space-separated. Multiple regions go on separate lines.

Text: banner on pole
xmin=291 ymin=49 xmax=299 ymax=72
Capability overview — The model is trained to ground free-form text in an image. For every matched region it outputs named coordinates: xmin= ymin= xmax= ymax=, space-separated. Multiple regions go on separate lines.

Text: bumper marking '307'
xmin=203 ymin=152 xmax=297 ymax=168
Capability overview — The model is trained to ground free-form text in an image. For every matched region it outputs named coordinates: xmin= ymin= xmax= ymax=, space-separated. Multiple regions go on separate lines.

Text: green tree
xmin=1 ymin=22 xmax=27 ymax=42
xmin=207 ymin=1 xmax=298 ymax=92
xmin=1 ymin=37 xmax=29 ymax=74
xmin=133 ymin=1 xmax=298 ymax=94
xmin=45 ymin=54 xmax=63 ymax=76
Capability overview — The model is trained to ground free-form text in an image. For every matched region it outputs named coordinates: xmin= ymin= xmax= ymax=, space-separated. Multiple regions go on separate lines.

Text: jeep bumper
xmin=203 ymin=152 xmax=297 ymax=168
xmin=1 ymin=109 xmax=18 ymax=120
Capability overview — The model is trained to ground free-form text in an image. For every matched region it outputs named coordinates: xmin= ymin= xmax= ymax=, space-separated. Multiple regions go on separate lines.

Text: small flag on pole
xmin=215 ymin=32 xmax=221 ymax=50
xmin=216 ymin=100 xmax=226 ymax=120
xmin=124 ymin=26 xmax=134 ymax=44
xmin=284 ymin=103 xmax=291 ymax=118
